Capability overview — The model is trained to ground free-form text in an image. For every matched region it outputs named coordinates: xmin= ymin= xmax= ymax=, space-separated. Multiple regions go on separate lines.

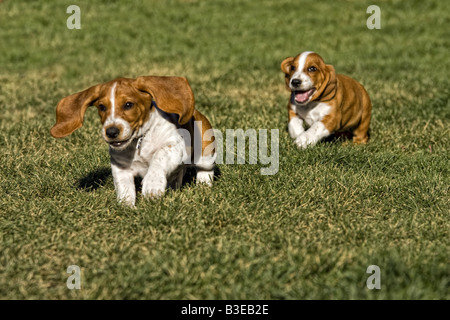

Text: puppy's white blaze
xmin=109 ymin=82 xmax=117 ymax=120
xmin=297 ymin=51 xmax=314 ymax=72
xmin=104 ymin=82 xmax=118 ymax=127
xmin=291 ymin=51 xmax=314 ymax=90
xmin=102 ymin=81 xmax=133 ymax=143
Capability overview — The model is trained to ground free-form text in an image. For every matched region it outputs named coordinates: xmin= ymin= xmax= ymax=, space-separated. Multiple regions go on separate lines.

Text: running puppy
xmin=51 ymin=76 xmax=216 ymax=206
xmin=281 ymin=51 xmax=372 ymax=148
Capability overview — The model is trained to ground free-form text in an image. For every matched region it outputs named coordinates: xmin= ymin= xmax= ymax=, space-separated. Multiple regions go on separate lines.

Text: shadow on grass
xmin=284 ymin=124 xmax=371 ymax=145
xmin=76 ymin=167 xmax=111 ymax=191
xmin=322 ymin=129 xmax=372 ymax=144
xmin=76 ymin=166 xmax=221 ymax=192
xmin=322 ymin=131 xmax=354 ymax=143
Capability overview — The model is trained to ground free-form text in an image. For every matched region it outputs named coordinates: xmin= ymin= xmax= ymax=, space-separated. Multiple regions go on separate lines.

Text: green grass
xmin=0 ymin=0 xmax=448 ymax=299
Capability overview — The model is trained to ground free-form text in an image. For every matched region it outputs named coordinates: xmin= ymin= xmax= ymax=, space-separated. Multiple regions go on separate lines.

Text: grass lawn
xmin=0 ymin=0 xmax=448 ymax=299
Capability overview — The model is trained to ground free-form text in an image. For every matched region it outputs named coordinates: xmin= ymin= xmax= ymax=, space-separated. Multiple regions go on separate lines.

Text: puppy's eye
xmin=308 ymin=66 xmax=317 ymax=72
xmin=290 ymin=66 xmax=296 ymax=72
xmin=123 ymin=102 xmax=134 ymax=110
xmin=98 ymin=104 xmax=107 ymax=112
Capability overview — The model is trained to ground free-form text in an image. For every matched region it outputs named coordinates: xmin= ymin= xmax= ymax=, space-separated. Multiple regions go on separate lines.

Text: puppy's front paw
xmin=115 ymin=188 xmax=136 ymax=207
xmin=288 ymin=117 xmax=304 ymax=139
xmin=142 ymin=177 xmax=167 ymax=199
xmin=118 ymin=197 xmax=136 ymax=208
xmin=295 ymin=133 xmax=311 ymax=149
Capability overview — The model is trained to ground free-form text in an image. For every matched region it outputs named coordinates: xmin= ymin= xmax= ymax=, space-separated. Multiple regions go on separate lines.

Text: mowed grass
xmin=0 ymin=0 xmax=448 ymax=299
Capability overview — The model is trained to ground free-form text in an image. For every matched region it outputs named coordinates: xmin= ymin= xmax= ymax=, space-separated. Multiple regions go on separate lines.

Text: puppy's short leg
xmin=295 ymin=121 xmax=330 ymax=149
xmin=193 ymin=148 xmax=216 ymax=186
xmin=111 ymin=165 xmax=136 ymax=207
xmin=287 ymin=105 xmax=304 ymax=139
xmin=142 ymin=173 xmax=166 ymax=199
xmin=196 ymin=170 xmax=214 ymax=186
xmin=142 ymin=144 xmax=185 ymax=199
xmin=288 ymin=117 xmax=305 ymax=139
xmin=352 ymin=99 xmax=372 ymax=144
xmin=352 ymin=127 xmax=370 ymax=144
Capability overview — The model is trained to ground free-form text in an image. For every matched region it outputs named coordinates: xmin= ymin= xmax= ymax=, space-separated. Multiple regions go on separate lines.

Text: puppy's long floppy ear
xmin=50 ymin=84 xmax=102 ymax=138
xmin=314 ymin=64 xmax=337 ymax=102
xmin=280 ymin=57 xmax=294 ymax=74
xmin=133 ymin=76 xmax=195 ymax=125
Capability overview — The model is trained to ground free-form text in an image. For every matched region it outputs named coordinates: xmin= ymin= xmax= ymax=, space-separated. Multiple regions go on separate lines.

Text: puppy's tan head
xmin=50 ymin=76 xmax=195 ymax=150
xmin=281 ymin=51 xmax=337 ymax=104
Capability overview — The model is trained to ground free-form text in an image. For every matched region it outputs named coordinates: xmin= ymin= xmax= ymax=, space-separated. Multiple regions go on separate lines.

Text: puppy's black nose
xmin=291 ymin=79 xmax=302 ymax=88
xmin=106 ymin=127 xmax=120 ymax=139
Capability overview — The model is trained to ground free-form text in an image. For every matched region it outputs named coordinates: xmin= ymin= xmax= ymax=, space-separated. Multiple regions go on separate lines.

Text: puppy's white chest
xmin=110 ymin=109 xmax=187 ymax=177
xmin=292 ymin=101 xmax=331 ymax=127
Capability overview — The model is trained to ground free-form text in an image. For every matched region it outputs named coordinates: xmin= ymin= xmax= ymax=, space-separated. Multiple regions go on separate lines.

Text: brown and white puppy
xmin=51 ymin=76 xmax=216 ymax=206
xmin=281 ymin=51 xmax=372 ymax=148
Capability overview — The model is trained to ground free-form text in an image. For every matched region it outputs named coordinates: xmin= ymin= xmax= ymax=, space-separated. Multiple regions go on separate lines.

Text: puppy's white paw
xmin=294 ymin=122 xmax=330 ymax=149
xmin=115 ymin=187 xmax=136 ymax=207
xmin=288 ymin=117 xmax=305 ymax=139
xmin=118 ymin=197 xmax=136 ymax=208
xmin=295 ymin=133 xmax=312 ymax=149
xmin=142 ymin=177 xmax=167 ymax=199
xmin=196 ymin=170 xmax=214 ymax=186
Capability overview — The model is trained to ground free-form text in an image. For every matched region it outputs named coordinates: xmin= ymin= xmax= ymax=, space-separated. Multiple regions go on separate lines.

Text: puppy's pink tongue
xmin=295 ymin=91 xmax=310 ymax=103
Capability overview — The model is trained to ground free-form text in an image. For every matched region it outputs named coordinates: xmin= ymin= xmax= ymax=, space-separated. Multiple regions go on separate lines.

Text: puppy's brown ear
xmin=280 ymin=57 xmax=294 ymax=74
xmin=133 ymin=76 xmax=195 ymax=125
xmin=314 ymin=64 xmax=337 ymax=102
xmin=50 ymin=84 xmax=102 ymax=138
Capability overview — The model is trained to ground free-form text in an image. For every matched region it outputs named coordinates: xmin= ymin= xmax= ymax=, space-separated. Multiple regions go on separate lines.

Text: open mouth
xmin=109 ymin=139 xmax=130 ymax=148
xmin=293 ymin=88 xmax=315 ymax=104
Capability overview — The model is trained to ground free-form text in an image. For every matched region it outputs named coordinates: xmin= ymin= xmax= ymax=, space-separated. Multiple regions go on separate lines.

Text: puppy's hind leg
xmin=194 ymin=156 xmax=215 ymax=186
xmin=352 ymin=97 xmax=372 ymax=144
xmin=196 ymin=169 xmax=214 ymax=186
xmin=194 ymin=149 xmax=216 ymax=187
xmin=352 ymin=127 xmax=370 ymax=144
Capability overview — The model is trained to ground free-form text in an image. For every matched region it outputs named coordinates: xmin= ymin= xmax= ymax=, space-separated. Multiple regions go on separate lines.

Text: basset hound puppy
xmin=281 ymin=51 xmax=372 ymax=148
xmin=51 ymin=76 xmax=216 ymax=206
